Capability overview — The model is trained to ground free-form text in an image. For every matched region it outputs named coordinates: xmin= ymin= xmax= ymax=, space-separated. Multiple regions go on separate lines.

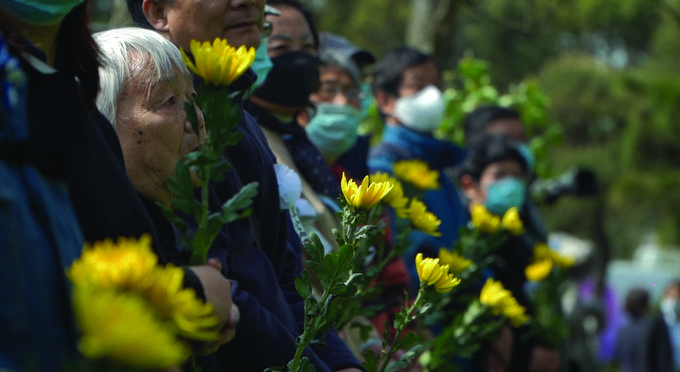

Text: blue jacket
xmin=368 ymin=125 xmax=469 ymax=292
xmin=184 ymin=70 xmax=361 ymax=372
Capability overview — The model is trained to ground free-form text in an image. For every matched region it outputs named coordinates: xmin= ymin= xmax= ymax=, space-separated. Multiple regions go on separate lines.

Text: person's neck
xmin=0 ymin=12 xmax=61 ymax=66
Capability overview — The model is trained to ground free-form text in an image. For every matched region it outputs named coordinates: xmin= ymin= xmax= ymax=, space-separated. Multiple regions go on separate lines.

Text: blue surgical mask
xmin=516 ymin=143 xmax=536 ymax=171
xmin=0 ymin=0 xmax=85 ymax=26
xmin=485 ymin=177 xmax=526 ymax=216
xmin=251 ymin=38 xmax=273 ymax=89
xmin=305 ymin=103 xmax=361 ymax=160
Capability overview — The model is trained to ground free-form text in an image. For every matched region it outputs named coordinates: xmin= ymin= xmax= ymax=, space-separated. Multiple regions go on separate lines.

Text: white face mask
xmin=393 ymin=85 xmax=445 ymax=133
xmin=661 ymin=298 xmax=678 ymax=317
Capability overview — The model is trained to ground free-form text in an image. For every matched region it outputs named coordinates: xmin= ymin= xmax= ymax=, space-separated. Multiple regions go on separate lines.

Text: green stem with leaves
xmin=378 ymin=288 xmax=425 ymax=372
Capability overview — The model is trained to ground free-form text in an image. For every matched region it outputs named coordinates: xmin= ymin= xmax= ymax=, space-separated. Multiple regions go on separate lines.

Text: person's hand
xmin=529 ymin=346 xmax=560 ymax=372
xmin=486 ymin=325 xmax=513 ymax=372
xmin=189 ymin=259 xmax=239 ymax=354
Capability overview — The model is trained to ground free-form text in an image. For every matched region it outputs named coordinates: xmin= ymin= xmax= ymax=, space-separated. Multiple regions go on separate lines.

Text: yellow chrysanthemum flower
xmin=67 ymin=234 xmax=158 ymax=291
xmin=393 ymin=159 xmax=440 ymax=190
xmin=415 ymin=253 xmax=444 ymax=286
xmin=181 ymin=38 xmax=256 ymax=86
xmin=479 ymin=278 xmax=512 ymax=312
xmin=370 ymin=172 xmax=409 ymax=217
xmin=408 ymin=198 xmax=441 ymax=237
xmin=501 ymin=207 xmax=524 ymax=236
xmin=470 ymin=204 xmax=501 ymax=234
xmin=525 ymin=259 xmax=553 ymax=282
xmin=501 ymin=297 xmax=529 ymax=327
xmin=147 ymin=265 xmax=220 ymax=341
xmin=480 ymin=279 xmax=529 ymax=326
xmin=341 ymin=172 xmax=393 ymax=210
xmin=438 ymin=248 xmax=473 ymax=274
xmin=433 ymin=269 xmax=461 ymax=293
xmin=533 ymin=243 xmax=575 ymax=269
xmin=73 ymin=285 xmax=191 ymax=369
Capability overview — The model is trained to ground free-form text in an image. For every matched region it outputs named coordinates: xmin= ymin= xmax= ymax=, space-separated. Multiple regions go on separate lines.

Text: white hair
xmin=94 ymin=27 xmax=191 ymax=126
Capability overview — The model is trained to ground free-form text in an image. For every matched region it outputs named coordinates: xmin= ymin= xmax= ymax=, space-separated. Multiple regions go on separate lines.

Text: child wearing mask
xmin=457 ymin=134 xmax=559 ymax=372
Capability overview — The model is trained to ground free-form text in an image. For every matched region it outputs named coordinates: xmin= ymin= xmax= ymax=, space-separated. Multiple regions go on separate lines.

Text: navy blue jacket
xmin=368 ymin=125 xmax=468 ymax=292
xmin=186 ymin=70 xmax=361 ymax=372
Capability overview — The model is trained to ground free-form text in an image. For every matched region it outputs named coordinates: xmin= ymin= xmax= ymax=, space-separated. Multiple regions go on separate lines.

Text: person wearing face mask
xmin=458 ymin=134 xmax=563 ymax=372
xmin=646 ymin=281 xmax=680 ymax=372
xmin=368 ymin=46 xmax=468 ymax=294
xmin=304 ymin=50 xmax=363 ymax=175
xmin=245 ymin=0 xmax=345 ymax=254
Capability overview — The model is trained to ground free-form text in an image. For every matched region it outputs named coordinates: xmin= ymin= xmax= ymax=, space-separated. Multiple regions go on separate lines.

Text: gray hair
xmin=94 ymin=27 xmax=191 ymax=126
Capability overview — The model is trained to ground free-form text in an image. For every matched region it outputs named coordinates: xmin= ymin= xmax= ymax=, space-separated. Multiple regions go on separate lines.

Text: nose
xmin=333 ymin=93 xmax=349 ymax=106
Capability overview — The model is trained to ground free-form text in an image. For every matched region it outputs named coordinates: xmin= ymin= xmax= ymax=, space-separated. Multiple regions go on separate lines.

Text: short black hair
xmin=456 ymin=134 xmax=527 ymax=182
xmin=126 ymin=0 xmax=153 ymax=29
xmin=624 ymin=288 xmax=649 ymax=319
xmin=463 ymin=105 xmax=521 ymax=144
xmin=267 ymin=0 xmax=319 ymax=52
xmin=371 ymin=46 xmax=436 ymax=97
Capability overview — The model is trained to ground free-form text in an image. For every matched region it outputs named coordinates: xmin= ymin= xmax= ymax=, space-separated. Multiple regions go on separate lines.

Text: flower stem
xmin=378 ymin=288 xmax=424 ymax=372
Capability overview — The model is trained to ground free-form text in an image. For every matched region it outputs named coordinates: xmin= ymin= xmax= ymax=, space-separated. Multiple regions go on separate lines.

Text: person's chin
xmin=224 ymin=27 xmax=261 ymax=49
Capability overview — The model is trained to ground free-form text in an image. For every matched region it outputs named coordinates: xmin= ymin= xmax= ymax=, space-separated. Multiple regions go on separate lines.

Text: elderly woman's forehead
xmin=127 ymin=50 xmax=189 ymax=86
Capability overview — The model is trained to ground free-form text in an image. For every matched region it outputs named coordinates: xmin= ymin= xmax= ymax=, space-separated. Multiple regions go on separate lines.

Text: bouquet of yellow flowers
xmin=66 ymin=235 xmax=219 ymax=370
xmin=525 ymin=242 xmax=575 ymax=348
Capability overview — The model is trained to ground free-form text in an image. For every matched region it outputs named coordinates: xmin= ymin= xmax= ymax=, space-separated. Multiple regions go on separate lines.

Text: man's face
xmin=310 ymin=66 xmax=361 ymax=110
xmin=376 ymin=59 xmax=442 ymax=122
xmin=397 ymin=60 xmax=442 ymax=98
xmin=160 ymin=0 xmax=265 ymax=51
xmin=463 ymin=160 xmax=525 ymax=206
xmin=486 ymin=118 xmax=528 ymax=143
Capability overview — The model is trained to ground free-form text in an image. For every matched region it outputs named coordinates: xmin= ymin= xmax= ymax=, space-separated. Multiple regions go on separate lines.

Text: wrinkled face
xmin=163 ymin=0 xmax=265 ymax=51
xmin=486 ymin=118 xmax=527 ymax=143
xmin=310 ymin=66 xmax=361 ymax=110
xmin=464 ymin=160 xmax=524 ymax=205
xmin=115 ymin=61 xmax=205 ymax=206
xmin=266 ymin=4 xmax=316 ymax=57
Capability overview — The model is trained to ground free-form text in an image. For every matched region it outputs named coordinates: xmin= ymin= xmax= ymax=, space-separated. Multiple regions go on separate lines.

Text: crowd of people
xmin=0 ymin=0 xmax=641 ymax=371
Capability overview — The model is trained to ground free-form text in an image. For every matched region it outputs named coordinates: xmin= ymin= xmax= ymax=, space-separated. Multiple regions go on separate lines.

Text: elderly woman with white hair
xmin=93 ymin=27 xmax=239 ymax=370
xmin=95 ymin=27 xmax=364 ymax=372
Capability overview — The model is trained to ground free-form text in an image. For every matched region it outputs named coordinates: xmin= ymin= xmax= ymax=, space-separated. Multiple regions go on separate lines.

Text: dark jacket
xmin=183 ymin=70 xmax=361 ymax=372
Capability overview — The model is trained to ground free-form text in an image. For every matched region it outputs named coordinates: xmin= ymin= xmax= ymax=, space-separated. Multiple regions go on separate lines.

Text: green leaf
xmin=220 ymin=182 xmax=259 ymax=224
xmin=295 ymin=274 xmax=312 ymax=300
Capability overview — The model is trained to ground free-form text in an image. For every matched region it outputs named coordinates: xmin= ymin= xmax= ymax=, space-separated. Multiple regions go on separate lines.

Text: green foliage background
xmin=302 ymin=0 xmax=680 ymax=259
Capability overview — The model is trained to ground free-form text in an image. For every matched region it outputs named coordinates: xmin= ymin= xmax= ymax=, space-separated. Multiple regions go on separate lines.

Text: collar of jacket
xmin=381 ymin=124 xmax=467 ymax=170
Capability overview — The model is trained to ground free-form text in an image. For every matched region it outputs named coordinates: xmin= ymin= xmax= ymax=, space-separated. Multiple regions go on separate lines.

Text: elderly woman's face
xmin=115 ymin=64 xmax=205 ymax=206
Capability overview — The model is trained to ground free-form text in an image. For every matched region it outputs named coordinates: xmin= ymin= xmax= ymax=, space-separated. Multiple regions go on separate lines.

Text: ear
xmin=142 ymin=0 xmax=170 ymax=33
xmin=460 ymin=174 xmax=481 ymax=202
xmin=374 ymin=89 xmax=396 ymax=117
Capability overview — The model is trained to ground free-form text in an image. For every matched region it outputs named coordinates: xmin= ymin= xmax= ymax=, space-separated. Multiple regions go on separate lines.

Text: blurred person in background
xmin=368 ymin=46 xmax=468 ymax=293
xmin=648 ymin=280 xmax=680 ymax=372
xmin=246 ymin=0 xmax=343 ymax=251
xmin=317 ymin=32 xmax=376 ymax=180
xmin=613 ymin=287 xmax=671 ymax=372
